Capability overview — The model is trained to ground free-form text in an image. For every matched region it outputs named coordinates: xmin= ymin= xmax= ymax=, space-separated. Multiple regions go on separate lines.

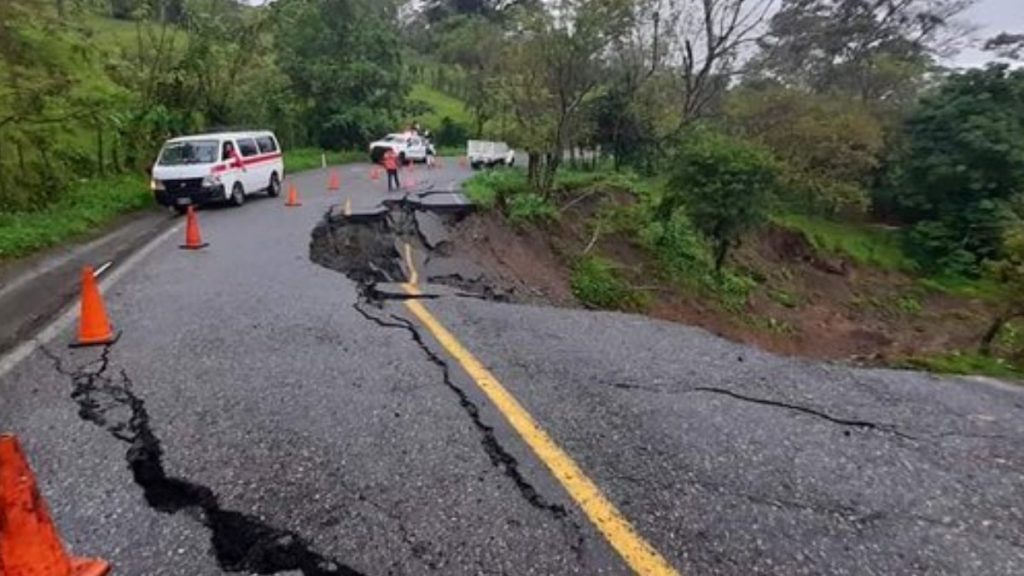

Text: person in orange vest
xmin=383 ymin=149 xmax=400 ymax=191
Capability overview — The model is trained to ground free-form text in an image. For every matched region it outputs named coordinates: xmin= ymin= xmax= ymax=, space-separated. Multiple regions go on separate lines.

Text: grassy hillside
xmin=407 ymin=83 xmax=473 ymax=131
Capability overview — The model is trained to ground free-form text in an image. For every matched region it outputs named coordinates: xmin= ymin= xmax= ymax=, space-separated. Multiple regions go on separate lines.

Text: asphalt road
xmin=1 ymin=159 xmax=1022 ymax=575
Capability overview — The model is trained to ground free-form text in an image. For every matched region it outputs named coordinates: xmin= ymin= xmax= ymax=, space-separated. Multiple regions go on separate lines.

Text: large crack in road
xmin=310 ymin=196 xmax=586 ymax=563
xmin=41 ymin=345 xmax=363 ymax=576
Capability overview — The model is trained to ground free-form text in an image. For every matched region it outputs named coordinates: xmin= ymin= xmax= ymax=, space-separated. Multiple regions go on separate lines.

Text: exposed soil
xmin=445 ymin=193 xmax=998 ymax=365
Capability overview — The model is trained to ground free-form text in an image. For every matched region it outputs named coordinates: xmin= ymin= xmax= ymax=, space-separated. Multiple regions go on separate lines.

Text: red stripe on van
xmin=209 ymin=152 xmax=281 ymax=174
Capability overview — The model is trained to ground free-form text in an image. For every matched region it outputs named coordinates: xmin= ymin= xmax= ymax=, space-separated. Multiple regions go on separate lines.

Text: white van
xmin=151 ymin=131 xmax=284 ymax=212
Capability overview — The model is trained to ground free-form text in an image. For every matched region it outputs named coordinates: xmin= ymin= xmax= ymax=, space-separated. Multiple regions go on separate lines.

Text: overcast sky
xmin=949 ymin=0 xmax=1024 ymax=67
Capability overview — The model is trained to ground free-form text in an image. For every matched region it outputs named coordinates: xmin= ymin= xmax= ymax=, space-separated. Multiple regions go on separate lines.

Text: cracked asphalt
xmin=1 ymin=160 xmax=1023 ymax=575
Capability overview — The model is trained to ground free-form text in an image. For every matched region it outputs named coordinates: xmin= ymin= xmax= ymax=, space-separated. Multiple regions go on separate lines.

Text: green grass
xmin=408 ymin=83 xmax=474 ymax=131
xmin=506 ymin=192 xmax=557 ymax=223
xmin=918 ymin=275 xmax=1003 ymax=300
xmin=463 ymin=169 xmax=528 ymax=209
xmin=283 ymin=148 xmax=365 ymax=174
xmin=899 ymin=352 xmax=1023 ymax=381
xmin=774 ymin=213 xmax=917 ymax=273
xmin=571 ymin=256 xmax=647 ymax=311
xmin=0 ymin=174 xmax=151 ymax=260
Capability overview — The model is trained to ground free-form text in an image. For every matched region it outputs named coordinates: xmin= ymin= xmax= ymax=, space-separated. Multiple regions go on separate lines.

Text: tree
xmin=980 ymin=224 xmax=1024 ymax=356
xmin=985 ymin=32 xmax=1024 ymax=60
xmin=272 ymin=0 xmax=405 ymax=148
xmin=659 ymin=128 xmax=779 ymax=270
xmin=892 ymin=65 xmax=1024 ymax=273
xmin=750 ymin=0 xmax=973 ymax=105
xmin=497 ymin=0 xmax=633 ymax=192
xmin=666 ymin=0 xmax=775 ymax=122
xmin=724 ymin=85 xmax=884 ymax=214
xmin=436 ymin=16 xmax=504 ymax=137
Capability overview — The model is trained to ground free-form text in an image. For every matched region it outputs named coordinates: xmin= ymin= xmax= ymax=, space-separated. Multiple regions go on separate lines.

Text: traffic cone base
xmin=179 ymin=206 xmax=208 ymax=250
xmin=71 ymin=557 xmax=113 ymax=576
xmin=285 ymin=184 xmax=302 ymax=207
xmin=69 ymin=330 xmax=121 ymax=349
xmin=71 ymin=266 xmax=117 ymax=347
xmin=0 ymin=434 xmax=112 ymax=576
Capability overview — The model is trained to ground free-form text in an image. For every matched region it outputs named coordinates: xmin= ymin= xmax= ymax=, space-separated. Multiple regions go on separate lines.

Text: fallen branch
xmin=583 ymin=223 xmax=601 ymax=254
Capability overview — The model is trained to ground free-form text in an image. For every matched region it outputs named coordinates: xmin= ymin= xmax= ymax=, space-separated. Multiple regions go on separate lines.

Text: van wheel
xmin=399 ymin=152 xmax=407 ymax=166
xmin=173 ymin=205 xmax=188 ymax=215
xmin=267 ymin=173 xmax=281 ymax=197
xmin=231 ymin=182 xmax=245 ymax=207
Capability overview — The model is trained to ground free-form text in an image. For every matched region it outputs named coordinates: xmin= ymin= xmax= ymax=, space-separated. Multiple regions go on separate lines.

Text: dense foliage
xmin=892 ymin=65 xmax=1024 ymax=274
xmin=660 ymin=129 xmax=779 ymax=270
xmin=0 ymin=0 xmax=406 ymax=211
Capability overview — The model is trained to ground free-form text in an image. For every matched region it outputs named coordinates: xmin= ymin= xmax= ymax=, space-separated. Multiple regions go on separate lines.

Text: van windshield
xmin=158 ymin=140 xmax=219 ymax=166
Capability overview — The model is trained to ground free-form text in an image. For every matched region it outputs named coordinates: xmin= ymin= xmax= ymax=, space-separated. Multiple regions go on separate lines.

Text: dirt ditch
xmin=309 ymin=185 xmax=1001 ymax=368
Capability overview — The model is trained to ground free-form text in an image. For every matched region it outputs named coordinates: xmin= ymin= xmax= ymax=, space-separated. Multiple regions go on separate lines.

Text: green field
xmin=408 ymin=83 xmax=474 ymax=130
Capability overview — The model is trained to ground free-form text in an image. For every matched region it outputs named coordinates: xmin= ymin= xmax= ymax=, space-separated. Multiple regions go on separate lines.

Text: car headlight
xmin=150 ymin=178 xmax=164 ymax=191
xmin=201 ymin=174 xmax=221 ymax=188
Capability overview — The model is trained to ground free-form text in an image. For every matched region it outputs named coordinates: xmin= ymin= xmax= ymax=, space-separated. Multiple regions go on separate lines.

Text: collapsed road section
xmin=310 ymin=184 xmax=509 ymax=302
xmin=309 ymin=185 xmax=587 ymax=563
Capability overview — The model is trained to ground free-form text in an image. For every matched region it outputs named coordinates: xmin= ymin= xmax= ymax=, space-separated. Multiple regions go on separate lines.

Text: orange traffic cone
xmin=71 ymin=266 xmax=118 ymax=348
xmin=285 ymin=183 xmax=302 ymax=207
xmin=0 ymin=434 xmax=111 ymax=576
xmin=179 ymin=205 xmax=208 ymax=250
xmin=370 ymin=166 xmax=381 ymax=181
xmin=328 ymin=170 xmax=340 ymax=191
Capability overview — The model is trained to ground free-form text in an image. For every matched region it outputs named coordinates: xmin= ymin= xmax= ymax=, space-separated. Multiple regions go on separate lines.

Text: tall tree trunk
xmin=527 ymin=152 xmax=541 ymax=190
xmin=980 ymin=311 xmax=1024 ymax=355
xmin=713 ymin=240 xmax=729 ymax=272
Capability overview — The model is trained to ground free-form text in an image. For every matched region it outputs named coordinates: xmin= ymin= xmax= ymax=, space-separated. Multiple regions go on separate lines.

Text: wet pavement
xmin=1 ymin=160 xmax=1023 ymax=575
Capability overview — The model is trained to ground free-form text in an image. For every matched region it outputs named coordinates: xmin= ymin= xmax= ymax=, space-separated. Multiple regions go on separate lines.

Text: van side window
xmin=238 ymin=138 xmax=259 ymax=157
xmin=256 ymin=136 xmax=277 ymax=154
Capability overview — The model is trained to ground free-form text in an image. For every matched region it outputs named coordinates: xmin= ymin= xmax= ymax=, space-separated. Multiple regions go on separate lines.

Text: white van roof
xmin=166 ymin=131 xmax=276 ymax=143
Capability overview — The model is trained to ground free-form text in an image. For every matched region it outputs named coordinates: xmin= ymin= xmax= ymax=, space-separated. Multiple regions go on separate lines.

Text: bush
xmin=435 ymin=116 xmax=470 ymax=148
xmin=725 ymin=87 xmax=883 ymax=215
xmin=507 ymin=193 xmax=557 ymax=223
xmin=463 ymin=169 xmax=528 ymax=208
xmin=571 ymin=256 xmax=646 ymax=311
xmin=891 ymin=65 xmax=1024 ymax=273
xmin=659 ymin=128 xmax=779 ymax=270
xmin=639 ymin=212 xmax=755 ymax=311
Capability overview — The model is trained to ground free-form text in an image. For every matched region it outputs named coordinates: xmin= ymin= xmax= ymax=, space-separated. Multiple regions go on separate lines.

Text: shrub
xmin=659 ymin=128 xmax=779 ymax=270
xmin=435 ymin=116 xmax=470 ymax=148
xmin=570 ymin=256 xmax=646 ymax=311
xmin=507 ymin=193 xmax=557 ymax=223
xmin=891 ymin=65 xmax=1024 ymax=273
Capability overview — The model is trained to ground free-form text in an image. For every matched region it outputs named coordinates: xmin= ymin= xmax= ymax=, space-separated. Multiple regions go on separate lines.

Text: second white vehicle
xmin=467 ymin=140 xmax=515 ymax=169
xmin=368 ymin=133 xmax=432 ymax=164
xmin=150 ymin=130 xmax=284 ymax=213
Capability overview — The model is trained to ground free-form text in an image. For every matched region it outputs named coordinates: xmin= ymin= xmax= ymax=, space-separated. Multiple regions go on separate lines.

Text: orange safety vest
xmin=383 ymin=151 xmax=398 ymax=171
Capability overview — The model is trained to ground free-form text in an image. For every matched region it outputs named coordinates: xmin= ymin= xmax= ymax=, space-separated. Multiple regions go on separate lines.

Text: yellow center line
xmin=399 ymin=243 xmax=678 ymax=576
xmin=403 ymin=242 xmax=419 ymax=285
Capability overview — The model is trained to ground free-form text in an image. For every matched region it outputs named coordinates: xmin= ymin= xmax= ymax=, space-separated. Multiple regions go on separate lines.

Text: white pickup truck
xmin=369 ymin=133 xmax=434 ymax=164
xmin=467 ymin=140 xmax=515 ymax=169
